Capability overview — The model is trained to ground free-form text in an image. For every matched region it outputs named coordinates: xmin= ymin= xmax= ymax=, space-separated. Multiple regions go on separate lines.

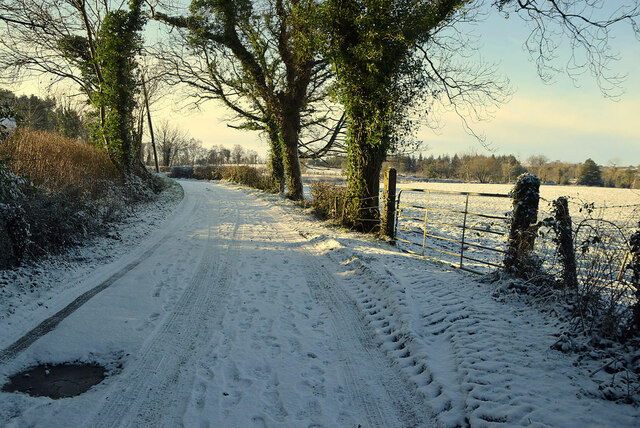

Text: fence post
xmin=504 ymin=173 xmax=540 ymax=276
xmin=382 ymin=168 xmax=397 ymax=240
xmin=553 ymin=197 xmax=578 ymax=290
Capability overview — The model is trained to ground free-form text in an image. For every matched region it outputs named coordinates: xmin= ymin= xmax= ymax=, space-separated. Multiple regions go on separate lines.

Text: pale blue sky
xmin=414 ymin=4 xmax=640 ymax=166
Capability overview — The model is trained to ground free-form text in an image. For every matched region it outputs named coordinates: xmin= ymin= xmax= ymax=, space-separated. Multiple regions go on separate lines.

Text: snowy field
xmin=396 ymin=180 xmax=640 ymax=225
xmin=0 ymin=179 xmax=638 ymax=427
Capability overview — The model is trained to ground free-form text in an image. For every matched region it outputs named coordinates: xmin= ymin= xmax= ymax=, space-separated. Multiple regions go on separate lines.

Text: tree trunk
xmin=342 ymin=98 xmax=391 ymax=232
xmin=266 ymin=119 xmax=285 ymax=192
xmin=346 ymin=132 xmax=387 ymax=233
xmin=279 ymin=111 xmax=304 ymax=200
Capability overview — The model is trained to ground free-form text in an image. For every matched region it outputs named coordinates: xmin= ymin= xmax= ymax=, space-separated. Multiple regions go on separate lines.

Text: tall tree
xmin=89 ymin=0 xmax=145 ymax=177
xmin=153 ymin=0 xmax=338 ymax=199
xmin=155 ymin=120 xmax=191 ymax=166
xmin=320 ymin=0 xmax=639 ymax=231
xmin=321 ymin=0 xmax=508 ymax=231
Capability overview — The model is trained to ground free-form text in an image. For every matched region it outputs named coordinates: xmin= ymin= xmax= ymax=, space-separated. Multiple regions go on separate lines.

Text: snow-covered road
xmin=1 ymin=179 xmax=639 ymax=427
xmin=0 ymin=180 xmax=433 ymax=427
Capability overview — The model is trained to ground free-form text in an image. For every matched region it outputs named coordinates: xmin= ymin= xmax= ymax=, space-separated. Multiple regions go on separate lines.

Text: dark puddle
xmin=2 ymin=362 xmax=106 ymax=399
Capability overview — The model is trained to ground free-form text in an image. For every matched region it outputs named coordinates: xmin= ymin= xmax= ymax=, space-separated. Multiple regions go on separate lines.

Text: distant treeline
xmin=312 ymin=153 xmax=640 ymax=189
xmin=4 ymin=89 xmax=637 ymax=189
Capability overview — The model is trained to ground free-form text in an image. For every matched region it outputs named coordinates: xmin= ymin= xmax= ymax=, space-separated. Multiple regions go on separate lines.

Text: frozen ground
xmin=0 ymin=179 xmax=638 ymax=427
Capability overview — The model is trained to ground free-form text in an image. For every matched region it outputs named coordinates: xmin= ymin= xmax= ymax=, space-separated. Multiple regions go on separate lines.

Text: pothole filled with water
xmin=2 ymin=362 xmax=106 ymax=399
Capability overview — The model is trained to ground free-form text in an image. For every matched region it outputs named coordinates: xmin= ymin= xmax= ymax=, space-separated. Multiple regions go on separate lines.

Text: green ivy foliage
xmin=320 ymin=0 xmax=465 ymax=230
xmin=57 ymin=0 xmax=144 ymax=177
xmin=94 ymin=0 xmax=144 ymax=175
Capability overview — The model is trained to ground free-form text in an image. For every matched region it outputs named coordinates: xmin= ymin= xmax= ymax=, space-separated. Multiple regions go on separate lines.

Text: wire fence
xmin=391 ymin=186 xmax=639 ymax=288
xmin=534 ymin=198 xmax=639 ymax=312
xmin=385 ymin=175 xmax=639 ymax=343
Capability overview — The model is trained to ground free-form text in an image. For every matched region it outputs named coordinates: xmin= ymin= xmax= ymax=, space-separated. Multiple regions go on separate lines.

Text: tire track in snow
xmin=89 ymin=192 xmax=244 ymax=427
xmin=0 ymin=193 xmax=200 ymax=365
xmin=300 ymin=257 xmax=431 ymax=428
xmin=258 ymin=206 xmax=435 ymax=428
xmin=328 ymin=254 xmax=467 ymax=427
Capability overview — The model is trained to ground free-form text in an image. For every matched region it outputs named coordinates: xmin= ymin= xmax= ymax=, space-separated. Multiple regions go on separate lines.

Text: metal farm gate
xmin=394 ymin=188 xmax=512 ymax=274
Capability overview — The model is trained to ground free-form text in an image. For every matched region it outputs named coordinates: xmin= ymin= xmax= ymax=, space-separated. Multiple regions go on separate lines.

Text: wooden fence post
xmin=504 ymin=173 xmax=540 ymax=276
xmin=382 ymin=168 xmax=397 ymax=240
xmin=553 ymin=197 xmax=578 ymax=290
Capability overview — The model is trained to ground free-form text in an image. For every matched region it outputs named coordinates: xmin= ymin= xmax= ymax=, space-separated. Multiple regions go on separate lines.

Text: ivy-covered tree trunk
xmin=265 ymin=119 xmax=285 ymax=192
xmin=279 ymin=108 xmax=304 ymax=200
xmin=322 ymin=0 xmax=409 ymax=232
xmin=341 ymin=84 xmax=395 ymax=231
xmin=504 ymin=173 xmax=541 ymax=277
xmin=345 ymin=118 xmax=389 ymax=232
xmin=93 ymin=0 xmax=145 ymax=180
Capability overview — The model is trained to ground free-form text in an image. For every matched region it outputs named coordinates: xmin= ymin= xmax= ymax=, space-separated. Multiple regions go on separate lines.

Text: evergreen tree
xmin=577 ymin=158 xmax=604 ymax=186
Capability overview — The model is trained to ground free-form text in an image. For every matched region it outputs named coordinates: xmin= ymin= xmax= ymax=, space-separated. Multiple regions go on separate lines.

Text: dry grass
xmin=2 ymin=128 xmax=119 ymax=196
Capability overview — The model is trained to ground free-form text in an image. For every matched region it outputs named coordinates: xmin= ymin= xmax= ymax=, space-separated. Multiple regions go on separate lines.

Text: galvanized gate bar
xmin=463 ymin=241 xmax=507 ymax=253
xmin=395 ymin=188 xmax=510 ymax=274
xmin=398 ymin=188 xmax=511 ymax=198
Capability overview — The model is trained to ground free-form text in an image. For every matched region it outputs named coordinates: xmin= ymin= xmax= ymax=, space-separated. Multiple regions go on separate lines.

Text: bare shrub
xmin=311 ymin=182 xmax=344 ymax=219
xmin=193 ymin=166 xmax=222 ymax=180
xmin=310 ymin=181 xmax=354 ymax=223
xmin=569 ymin=217 xmax=634 ymax=338
xmin=0 ymin=128 xmax=160 ymax=269
xmin=0 ymin=156 xmax=31 ymax=267
xmin=169 ymin=166 xmax=194 ymax=179
xmin=219 ymin=166 xmax=274 ymax=192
